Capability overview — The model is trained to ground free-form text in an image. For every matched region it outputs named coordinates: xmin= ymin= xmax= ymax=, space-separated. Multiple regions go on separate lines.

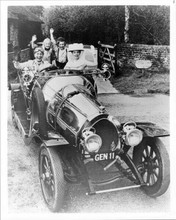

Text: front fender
xmin=42 ymin=131 xmax=69 ymax=148
xmin=136 ymin=122 xmax=169 ymax=137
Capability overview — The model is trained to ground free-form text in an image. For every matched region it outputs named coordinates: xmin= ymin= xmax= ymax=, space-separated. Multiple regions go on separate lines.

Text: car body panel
xmin=136 ymin=122 xmax=169 ymax=137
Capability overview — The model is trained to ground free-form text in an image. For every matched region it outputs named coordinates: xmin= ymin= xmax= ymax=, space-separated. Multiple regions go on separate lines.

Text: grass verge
xmin=111 ymin=68 xmax=169 ymax=96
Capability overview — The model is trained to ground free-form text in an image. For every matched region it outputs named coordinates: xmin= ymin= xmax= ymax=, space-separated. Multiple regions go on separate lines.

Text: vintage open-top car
xmin=10 ymin=47 xmax=170 ymax=212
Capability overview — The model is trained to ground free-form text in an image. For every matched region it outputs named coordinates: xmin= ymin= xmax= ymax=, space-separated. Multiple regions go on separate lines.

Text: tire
xmin=39 ymin=145 xmax=66 ymax=212
xmin=133 ymin=137 xmax=170 ymax=197
xmin=31 ymin=87 xmax=48 ymax=138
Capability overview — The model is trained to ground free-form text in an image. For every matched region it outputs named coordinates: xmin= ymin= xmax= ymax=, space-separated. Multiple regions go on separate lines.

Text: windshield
xmin=63 ymin=84 xmax=100 ymax=118
xmin=42 ymin=75 xmax=85 ymax=101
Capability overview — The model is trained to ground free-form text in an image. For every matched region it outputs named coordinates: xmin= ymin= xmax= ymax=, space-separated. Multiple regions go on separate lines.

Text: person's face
xmin=72 ymin=50 xmax=81 ymax=60
xmin=34 ymin=51 xmax=43 ymax=62
xmin=44 ymin=42 xmax=51 ymax=50
xmin=58 ymin=41 xmax=65 ymax=49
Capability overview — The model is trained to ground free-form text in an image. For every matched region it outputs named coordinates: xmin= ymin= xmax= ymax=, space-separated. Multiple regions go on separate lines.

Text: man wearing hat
xmin=13 ymin=47 xmax=52 ymax=72
xmin=50 ymin=28 xmax=68 ymax=69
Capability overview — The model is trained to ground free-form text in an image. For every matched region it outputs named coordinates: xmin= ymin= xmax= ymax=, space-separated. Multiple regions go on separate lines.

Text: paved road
xmin=7 ymin=91 xmax=170 ymax=214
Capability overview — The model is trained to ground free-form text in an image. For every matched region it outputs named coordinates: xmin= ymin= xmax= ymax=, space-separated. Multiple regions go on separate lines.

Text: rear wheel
xmin=31 ymin=87 xmax=47 ymax=138
xmin=133 ymin=137 xmax=170 ymax=197
xmin=39 ymin=145 xmax=66 ymax=212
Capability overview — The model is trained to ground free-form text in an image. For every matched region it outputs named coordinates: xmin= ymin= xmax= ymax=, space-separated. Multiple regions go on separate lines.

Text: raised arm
xmin=13 ymin=60 xmax=32 ymax=70
xmin=50 ymin=28 xmax=58 ymax=54
xmin=30 ymin=35 xmax=38 ymax=49
xmin=50 ymin=28 xmax=56 ymax=44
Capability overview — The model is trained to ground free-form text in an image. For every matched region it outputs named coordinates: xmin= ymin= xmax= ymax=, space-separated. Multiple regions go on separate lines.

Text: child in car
xmin=29 ymin=35 xmax=56 ymax=64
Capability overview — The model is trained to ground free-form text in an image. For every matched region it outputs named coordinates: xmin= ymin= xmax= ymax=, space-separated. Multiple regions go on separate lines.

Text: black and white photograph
xmin=1 ymin=0 xmax=176 ymax=219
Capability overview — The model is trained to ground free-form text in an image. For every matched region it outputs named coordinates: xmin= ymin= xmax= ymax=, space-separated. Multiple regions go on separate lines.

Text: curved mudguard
xmin=136 ymin=122 xmax=169 ymax=137
xmin=42 ymin=132 xmax=69 ymax=148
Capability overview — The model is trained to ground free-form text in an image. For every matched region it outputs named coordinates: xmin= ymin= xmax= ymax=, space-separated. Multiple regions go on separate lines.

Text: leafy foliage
xmin=42 ymin=6 xmax=125 ymax=45
xmin=42 ymin=5 xmax=169 ymax=46
xmin=26 ymin=6 xmax=44 ymax=19
xmin=129 ymin=6 xmax=170 ymax=45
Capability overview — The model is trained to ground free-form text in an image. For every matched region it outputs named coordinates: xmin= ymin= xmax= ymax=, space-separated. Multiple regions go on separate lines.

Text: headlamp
xmin=125 ymin=129 xmax=143 ymax=147
xmin=22 ymin=68 xmax=34 ymax=86
xmin=82 ymin=128 xmax=102 ymax=153
xmin=123 ymin=121 xmax=143 ymax=147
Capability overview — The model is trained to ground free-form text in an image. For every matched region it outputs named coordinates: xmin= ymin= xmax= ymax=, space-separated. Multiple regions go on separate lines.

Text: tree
xmin=129 ymin=6 xmax=169 ymax=45
xmin=124 ymin=6 xmax=130 ymax=43
xmin=26 ymin=6 xmax=44 ymax=19
xmin=42 ymin=5 xmax=169 ymax=46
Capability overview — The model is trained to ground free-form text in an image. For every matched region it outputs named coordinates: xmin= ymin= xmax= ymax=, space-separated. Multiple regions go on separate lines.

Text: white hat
xmin=68 ymin=43 xmax=84 ymax=52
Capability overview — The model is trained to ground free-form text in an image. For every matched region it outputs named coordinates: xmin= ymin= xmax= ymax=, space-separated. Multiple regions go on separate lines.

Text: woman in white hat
xmin=64 ymin=43 xmax=97 ymax=70
xmin=64 ymin=43 xmax=97 ymax=91
xmin=64 ymin=43 xmax=86 ymax=70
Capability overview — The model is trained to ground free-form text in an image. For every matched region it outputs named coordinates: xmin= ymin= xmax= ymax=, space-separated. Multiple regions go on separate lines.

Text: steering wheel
xmin=40 ymin=65 xmax=58 ymax=72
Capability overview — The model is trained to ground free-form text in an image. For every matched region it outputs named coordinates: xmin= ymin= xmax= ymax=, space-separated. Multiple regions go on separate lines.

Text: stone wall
xmin=116 ymin=43 xmax=170 ymax=71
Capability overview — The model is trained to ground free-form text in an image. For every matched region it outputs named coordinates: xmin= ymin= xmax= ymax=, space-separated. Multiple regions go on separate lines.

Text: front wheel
xmin=39 ymin=145 xmax=66 ymax=212
xmin=133 ymin=137 xmax=170 ymax=197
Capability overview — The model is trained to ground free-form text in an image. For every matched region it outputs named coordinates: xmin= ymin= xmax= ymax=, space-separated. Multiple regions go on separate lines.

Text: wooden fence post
xmin=97 ymin=41 xmax=101 ymax=69
xmin=114 ymin=44 xmax=118 ymax=76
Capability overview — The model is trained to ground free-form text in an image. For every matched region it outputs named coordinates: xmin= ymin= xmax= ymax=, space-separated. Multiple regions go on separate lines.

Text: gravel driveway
xmin=8 ymin=91 xmax=170 ymax=214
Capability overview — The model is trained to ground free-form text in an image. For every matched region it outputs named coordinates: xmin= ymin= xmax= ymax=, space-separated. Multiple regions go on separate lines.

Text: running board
xmin=13 ymin=111 xmax=34 ymax=145
xmin=86 ymin=184 xmax=141 ymax=195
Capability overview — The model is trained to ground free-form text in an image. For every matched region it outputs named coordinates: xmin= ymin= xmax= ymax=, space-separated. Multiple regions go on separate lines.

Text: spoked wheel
xmin=39 ymin=145 xmax=66 ymax=212
xmin=133 ymin=137 xmax=170 ymax=197
xmin=30 ymin=87 xmax=48 ymax=138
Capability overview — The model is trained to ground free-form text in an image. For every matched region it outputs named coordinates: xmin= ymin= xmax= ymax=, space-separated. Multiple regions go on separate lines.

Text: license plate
xmin=94 ymin=152 xmax=116 ymax=161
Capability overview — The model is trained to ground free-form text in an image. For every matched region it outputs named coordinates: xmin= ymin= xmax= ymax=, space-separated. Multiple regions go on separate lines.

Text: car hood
xmin=44 ymin=76 xmax=107 ymax=125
